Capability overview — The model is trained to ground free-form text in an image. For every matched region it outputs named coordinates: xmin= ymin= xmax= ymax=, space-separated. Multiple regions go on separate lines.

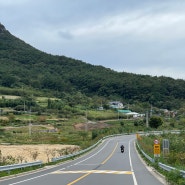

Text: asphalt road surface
xmin=0 ymin=135 xmax=165 ymax=185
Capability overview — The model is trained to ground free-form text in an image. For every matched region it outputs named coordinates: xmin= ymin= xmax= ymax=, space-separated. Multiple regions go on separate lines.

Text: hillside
xmin=0 ymin=22 xmax=185 ymax=110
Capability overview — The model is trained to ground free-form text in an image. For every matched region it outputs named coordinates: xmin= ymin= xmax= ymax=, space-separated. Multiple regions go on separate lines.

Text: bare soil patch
xmin=0 ymin=144 xmax=79 ymax=163
xmin=73 ymin=121 xmax=111 ymax=131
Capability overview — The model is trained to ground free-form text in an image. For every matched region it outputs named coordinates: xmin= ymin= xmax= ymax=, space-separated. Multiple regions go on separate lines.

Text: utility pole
xmin=146 ymin=110 xmax=149 ymax=127
xmin=150 ymin=104 xmax=153 ymax=117
xmin=24 ymin=100 xmax=26 ymax=112
xmin=29 ymin=108 xmax=32 ymax=137
xmin=85 ymin=109 xmax=88 ymax=132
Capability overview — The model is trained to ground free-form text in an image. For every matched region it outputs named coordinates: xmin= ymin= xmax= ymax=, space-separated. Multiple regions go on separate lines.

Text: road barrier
xmin=136 ymin=141 xmax=155 ymax=163
xmin=51 ymin=134 xmax=124 ymax=162
xmin=0 ymin=134 xmax=122 ymax=173
xmin=136 ymin=132 xmax=185 ymax=178
xmin=51 ymin=139 xmax=103 ymax=162
xmin=1 ymin=131 xmax=184 ymax=176
xmin=158 ymin=163 xmax=185 ymax=178
xmin=0 ymin=160 xmax=43 ymax=172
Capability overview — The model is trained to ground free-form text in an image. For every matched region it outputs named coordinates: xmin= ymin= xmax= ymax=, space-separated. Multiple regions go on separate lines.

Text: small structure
xmin=117 ymin=110 xmax=144 ymax=118
xmin=97 ymin=106 xmax=104 ymax=110
xmin=109 ymin=101 xmax=124 ymax=109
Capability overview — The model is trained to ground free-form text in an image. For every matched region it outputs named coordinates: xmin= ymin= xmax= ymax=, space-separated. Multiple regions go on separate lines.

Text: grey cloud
xmin=58 ymin=30 xmax=74 ymax=40
xmin=1 ymin=0 xmax=185 ymax=79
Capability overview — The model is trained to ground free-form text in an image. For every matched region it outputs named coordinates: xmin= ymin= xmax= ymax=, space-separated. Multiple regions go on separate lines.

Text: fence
xmin=0 ymin=160 xmax=42 ymax=173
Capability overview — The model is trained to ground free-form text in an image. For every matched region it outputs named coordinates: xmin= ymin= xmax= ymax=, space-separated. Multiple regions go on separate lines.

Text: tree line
xmin=0 ymin=23 xmax=185 ymax=110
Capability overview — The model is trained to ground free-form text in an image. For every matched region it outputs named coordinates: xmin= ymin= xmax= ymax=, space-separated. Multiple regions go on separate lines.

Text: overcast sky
xmin=1 ymin=0 xmax=185 ymax=79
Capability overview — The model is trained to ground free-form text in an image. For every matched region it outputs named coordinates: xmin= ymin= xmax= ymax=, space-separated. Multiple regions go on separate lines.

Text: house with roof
xmin=109 ymin=101 xmax=124 ymax=109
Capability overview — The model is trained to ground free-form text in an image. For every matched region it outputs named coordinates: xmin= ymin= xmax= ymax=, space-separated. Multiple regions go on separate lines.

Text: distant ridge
xmin=0 ymin=22 xmax=185 ymax=109
xmin=0 ymin=23 xmax=7 ymax=33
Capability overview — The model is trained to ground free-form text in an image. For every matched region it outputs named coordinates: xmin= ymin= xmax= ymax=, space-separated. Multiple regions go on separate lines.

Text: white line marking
xmin=8 ymin=173 xmax=50 ymax=185
xmin=129 ymin=139 xmax=138 ymax=185
xmin=7 ymin=138 xmax=113 ymax=185
xmin=74 ymin=139 xmax=111 ymax=165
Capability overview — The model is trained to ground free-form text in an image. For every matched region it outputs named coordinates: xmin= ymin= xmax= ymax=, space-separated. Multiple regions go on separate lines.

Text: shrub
xmin=166 ymin=170 xmax=185 ymax=185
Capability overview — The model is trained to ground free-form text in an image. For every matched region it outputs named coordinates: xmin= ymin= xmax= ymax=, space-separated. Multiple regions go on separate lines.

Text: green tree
xmin=79 ymin=131 xmax=88 ymax=141
xmin=149 ymin=116 xmax=163 ymax=128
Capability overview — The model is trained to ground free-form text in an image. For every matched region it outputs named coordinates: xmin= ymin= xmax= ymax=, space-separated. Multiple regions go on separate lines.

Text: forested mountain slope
xmin=0 ymin=23 xmax=185 ymax=109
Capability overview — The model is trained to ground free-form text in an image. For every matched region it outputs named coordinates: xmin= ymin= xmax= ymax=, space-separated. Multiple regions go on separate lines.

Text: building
xmin=109 ymin=101 xmax=124 ymax=109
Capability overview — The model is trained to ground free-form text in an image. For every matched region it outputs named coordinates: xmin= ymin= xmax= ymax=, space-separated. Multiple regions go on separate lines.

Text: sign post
xmin=163 ymin=139 xmax=169 ymax=158
xmin=154 ymin=139 xmax=160 ymax=158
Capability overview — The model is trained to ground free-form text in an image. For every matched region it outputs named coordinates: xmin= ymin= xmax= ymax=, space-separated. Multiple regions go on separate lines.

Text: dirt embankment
xmin=0 ymin=144 xmax=79 ymax=163
xmin=0 ymin=122 xmax=110 ymax=164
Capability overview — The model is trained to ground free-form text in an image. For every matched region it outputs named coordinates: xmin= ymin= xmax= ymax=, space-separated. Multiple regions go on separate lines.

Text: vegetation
xmin=137 ymin=133 xmax=185 ymax=184
xmin=1 ymin=23 xmax=185 ymax=182
xmin=1 ymin=23 xmax=185 ymax=111
xmin=149 ymin=116 xmax=163 ymax=128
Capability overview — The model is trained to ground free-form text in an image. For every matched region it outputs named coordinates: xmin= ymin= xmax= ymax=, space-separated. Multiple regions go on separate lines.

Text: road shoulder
xmin=134 ymin=141 xmax=167 ymax=185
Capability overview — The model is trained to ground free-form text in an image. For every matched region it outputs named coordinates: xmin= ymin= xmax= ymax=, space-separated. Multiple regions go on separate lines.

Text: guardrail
xmin=52 ymin=139 xmax=102 ymax=162
xmin=158 ymin=163 xmax=185 ymax=178
xmin=137 ymin=130 xmax=182 ymax=135
xmin=136 ymin=137 xmax=185 ymax=178
xmin=136 ymin=141 xmax=155 ymax=163
xmin=0 ymin=134 xmax=123 ymax=173
xmin=0 ymin=160 xmax=42 ymax=172
xmin=1 ymin=131 xmax=184 ymax=176
xmin=51 ymin=134 xmax=124 ymax=162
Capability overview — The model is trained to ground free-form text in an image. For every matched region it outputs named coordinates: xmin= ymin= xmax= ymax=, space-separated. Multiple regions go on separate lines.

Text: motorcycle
xmin=120 ymin=145 xmax=124 ymax=153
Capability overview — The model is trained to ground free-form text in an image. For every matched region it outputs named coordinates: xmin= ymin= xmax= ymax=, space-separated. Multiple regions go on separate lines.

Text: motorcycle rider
xmin=120 ymin=144 xmax=124 ymax=153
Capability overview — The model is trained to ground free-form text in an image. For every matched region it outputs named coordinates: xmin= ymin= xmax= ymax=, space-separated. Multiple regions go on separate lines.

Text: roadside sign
xmin=154 ymin=139 xmax=160 ymax=157
xmin=154 ymin=139 xmax=159 ymax=144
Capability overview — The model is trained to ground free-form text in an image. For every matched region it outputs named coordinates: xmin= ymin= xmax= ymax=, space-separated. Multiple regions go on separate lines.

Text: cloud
xmin=1 ymin=0 xmax=185 ymax=79
xmin=66 ymin=10 xmax=185 ymax=42
xmin=58 ymin=30 xmax=74 ymax=40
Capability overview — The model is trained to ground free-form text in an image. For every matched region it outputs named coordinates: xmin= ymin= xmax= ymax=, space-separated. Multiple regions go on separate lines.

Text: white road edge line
xmin=74 ymin=139 xmax=111 ymax=165
xmin=7 ymin=167 xmax=66 ymax=185
xmin=129 ymin=139 xmax=138 ymax=185
xmin=7 ymin=140 xmax=111 ymax=185
xmin=8 ymin=173 xmax=50 ymax=185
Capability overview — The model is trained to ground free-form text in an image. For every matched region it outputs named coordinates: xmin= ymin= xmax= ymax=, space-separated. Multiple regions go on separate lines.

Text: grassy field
xmin=0 ymin=95 xmax=20 ymax=99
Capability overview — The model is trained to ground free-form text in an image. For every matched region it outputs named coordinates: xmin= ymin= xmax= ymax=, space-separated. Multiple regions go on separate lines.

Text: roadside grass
xmin=137 ymin=133 xmax=185 ymax=185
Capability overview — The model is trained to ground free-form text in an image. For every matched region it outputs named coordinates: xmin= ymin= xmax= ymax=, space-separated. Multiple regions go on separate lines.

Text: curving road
xmin=0 ymin=135 xmax=165 ymax=185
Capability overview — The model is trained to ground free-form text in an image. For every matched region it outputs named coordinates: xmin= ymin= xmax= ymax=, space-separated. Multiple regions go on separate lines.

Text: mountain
xmin=0 ymin=22 xmax=185 ymax=110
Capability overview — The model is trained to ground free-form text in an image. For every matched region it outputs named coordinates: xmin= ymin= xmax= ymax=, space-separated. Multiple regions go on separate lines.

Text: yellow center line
xmin=67 ymin=142 xmax=118 ymax=185
xmin=101 ymin=142 xmax=118 ymax=165
xmin=67 ymin=170 xmax=96 ymax=185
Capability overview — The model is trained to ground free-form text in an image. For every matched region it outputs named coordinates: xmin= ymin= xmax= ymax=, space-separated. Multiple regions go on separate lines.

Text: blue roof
xmin=118 ymin=110 xmax=131 ymax=113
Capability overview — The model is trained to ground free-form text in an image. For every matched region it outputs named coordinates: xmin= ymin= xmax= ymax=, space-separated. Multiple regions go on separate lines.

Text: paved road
xmin=0 ymin=135 xmax=165 ymax=185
